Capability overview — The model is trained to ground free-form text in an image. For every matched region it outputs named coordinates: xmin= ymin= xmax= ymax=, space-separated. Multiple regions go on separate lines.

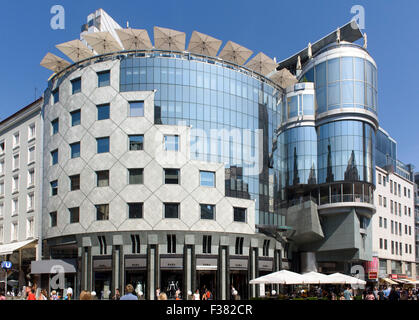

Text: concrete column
xmin=249 ymin=238 xmax=259 ymax=299
xmin=274 ymin=247 xmax=282 ymax=293
xmin=112 ymin=245 xmax=120 ymax=295
xmin=147 ymin=234 xmax=159 ymax=300
xmin=184 ymin=234 xmax=195 ymax=298
xmin=81 ymin=237 xmax=92 ymax=291
xmin=218 ymin=236 xmax=230 ymax=300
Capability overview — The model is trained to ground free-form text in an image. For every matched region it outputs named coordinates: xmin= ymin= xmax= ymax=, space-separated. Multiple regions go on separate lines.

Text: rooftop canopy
xmin=40 ymin=52 xmax=71 ymax=73
xmin=154 ymin=26 xmax=186 ymax=51
xmin=115 ymin=28 xmax=153 ymax=51
xmin=218 ymin=40 xmax=253 ymax=65
xmin=56 ymin=39 xmax=94 ymax=62
xmin=83 ymin=31 xmax=123 ymax=55
xmin=187 ymin=30 xmax=222 ymax=57
xmin=276 ymin=21 xmax=364 ymax=74
xmin=245 ymin=52 xmax=276 ymax=76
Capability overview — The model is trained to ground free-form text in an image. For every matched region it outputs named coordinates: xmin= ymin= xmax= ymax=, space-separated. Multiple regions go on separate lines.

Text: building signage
xmin=230 ymin=258 xmax=248 ymax=270
xmin=390 ymin=274 xmax=398 ymax=279
xmin=368 ymin=272 xmax=378 ymax=280
xmin=160 ymin=257 xmax=183 ymax=270
xmin=364 ymin=257 xmax=378 ymax=274
xmin=125 ymin=257 xmax=147 ymax=270
xmin=196 ymin=257 xmax=218 ymax=270
xmin=258 ymin=259 xmax=273 ymax=271
xmin=93 ymin=258 xmax=112 ymax=270
xmin=397 ymin=274 xmax=407 ymax=279
xmin=1 ymin=261 xmax=12 ymax=269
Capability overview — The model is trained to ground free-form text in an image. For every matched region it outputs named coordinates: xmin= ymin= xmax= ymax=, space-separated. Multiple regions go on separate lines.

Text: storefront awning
xmin=379 ymin=277 xmax=398 ymax=285
xmin=31 ymin=259 xmax=77 ymax=274
xmin=0 ymin=239 xmax=37 ymax=256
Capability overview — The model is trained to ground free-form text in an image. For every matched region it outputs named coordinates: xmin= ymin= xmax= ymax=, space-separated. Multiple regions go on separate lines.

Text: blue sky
xmin=0 ymin=0 xmax=417 ymax=168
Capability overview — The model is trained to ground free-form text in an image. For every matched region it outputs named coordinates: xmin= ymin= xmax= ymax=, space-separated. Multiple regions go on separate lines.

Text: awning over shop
xmin=379 ymin=277 xmax=398 ymax=285
xmin=0 ymin=239 xmax=37 ymax=256
xmin=31 ymin=259 xmax=77 ymax=274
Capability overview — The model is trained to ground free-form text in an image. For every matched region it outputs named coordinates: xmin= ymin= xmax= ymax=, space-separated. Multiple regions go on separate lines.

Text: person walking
xmin=120 ymin=284 xmax=138 ymax=300
xmin=0 ymin=290 xmax=6 ymax=300
xmin=343 ymin=287 xmax=353 ymax=300
xmin=50 ymin=290 xmax=59 ymax=300
xmin=193 ymin=289 xmax=200 ymax=300
xmin=64 ymin=287 xmax=73 ymax=300
xmin=365 ymin=291 xmax=375 ymax=300
xmin=112 ymin=288 xmax=121 ymax=300
xmin=79 ymin=290 xmax=92 ymax=300
xmin=27 ymin=287 xmax=36 ymax=300
xmin=388 ymin=286 xmax=400 ymax=301
xmin=38 ymin=289 xmax=48 ymax=300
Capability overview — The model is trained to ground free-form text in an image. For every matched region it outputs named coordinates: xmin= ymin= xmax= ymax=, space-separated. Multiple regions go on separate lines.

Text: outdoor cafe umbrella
xmin=187 ymin=31 xmax=222 ymax=57
xmin=154 ymin=26 xmax=186 ymax=51
xmin=269 ymin=68 xmax=298 ymax=89
xmin=326 ymin=272 xmax=366 ymax=285
xmin=218 ymin=40 xmax=253 ymax=65
xmin=245 ymin=52 xmax=277 ymax=76
xmin=40 ymin=53 xmax=71 ymax=73
xmin=83 ymin=31 xmax=123 ymax=55
xmin=115 ymin=28 xmax=153 ymax=51
xmin=250 ymin=270 xmax=304 ymax=285
xmin=300 ymin=271 xmax=331 ymax=284
xmin=56 ymin=39 xmax=94 ymax=62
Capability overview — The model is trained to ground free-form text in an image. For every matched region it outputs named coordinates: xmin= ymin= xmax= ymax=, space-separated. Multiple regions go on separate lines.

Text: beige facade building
xmin=373 ymin=165 xmax=416 ymax=281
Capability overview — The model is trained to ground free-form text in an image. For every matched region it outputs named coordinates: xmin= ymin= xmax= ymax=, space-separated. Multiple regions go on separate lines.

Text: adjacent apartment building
xmin=0 ymin=98 xmax=43 ymax=289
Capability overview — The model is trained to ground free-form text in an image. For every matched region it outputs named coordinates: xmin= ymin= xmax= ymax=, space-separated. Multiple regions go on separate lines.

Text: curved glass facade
xmin=119 ymin=54 xmax=282 ymax=226
xmin=300 ymin=55 xmax=377 ymax=114
xmin=278 ymin=126 xmax=318 ymax=188
xmin=317 ymin=120 xmax=375 ymax=184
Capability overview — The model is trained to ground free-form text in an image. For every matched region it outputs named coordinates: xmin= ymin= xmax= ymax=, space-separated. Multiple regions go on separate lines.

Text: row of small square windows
xmin=49 ymin=169 xmax=216 ymax=195
xmin=49 ymin=203 xmax=247 ymax=227
xmin=50 ymin=134 xmax=178 ymax=165
xmin=51 ymin=70 xmax=111 ymax=104
xmin=377 ymin=172 xmax=411 ymax=198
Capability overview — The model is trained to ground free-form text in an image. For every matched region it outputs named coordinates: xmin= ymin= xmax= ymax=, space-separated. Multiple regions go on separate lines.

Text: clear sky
xmin=0 ymin=0 xmax=417 ymax=168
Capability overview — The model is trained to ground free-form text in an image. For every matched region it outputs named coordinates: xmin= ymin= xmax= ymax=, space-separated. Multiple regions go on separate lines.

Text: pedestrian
xmin=343 ymin=287 xmax=353 ymax=300
xmin=193 ymin=289 xmax=200 ymax=300
xmin=64 ymin=287 xmax=73 ymax=300
xmin=91 ymin=291 xmax=97 ymax=300
xmin=120 ymin=284 xmax=138 ymax=300
xmin=158 ymin=292 xmax=168 ymax=300
xmin=365 ymin=291 xmax=375 ymax=300
xmin=50 ymin=290 xmax=59 ymax=300
xmin=0 ymin=289 xmax=6 ymax=300
xmin=38 ymin=289 xmax=48 ymax=300
xmin=112 ymin=288 xmax=121 ymax=300
xmin=27 ymin=287 xmax=36 ymax=300
xmin=79 ymin=290 xmax=92 ymax=300
xmin=388 ymin=286 xmax=400 ymax=301
xmin=155 ymin=288 xmax=161 ymax=300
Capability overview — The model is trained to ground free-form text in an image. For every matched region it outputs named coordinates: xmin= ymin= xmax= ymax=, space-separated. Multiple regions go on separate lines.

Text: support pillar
xmin=147 ymin=234 xmax=159 ymax=300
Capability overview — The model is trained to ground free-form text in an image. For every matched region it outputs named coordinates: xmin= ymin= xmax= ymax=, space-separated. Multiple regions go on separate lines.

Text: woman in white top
xmin=193 ymin=289 xmax=200 ymax=300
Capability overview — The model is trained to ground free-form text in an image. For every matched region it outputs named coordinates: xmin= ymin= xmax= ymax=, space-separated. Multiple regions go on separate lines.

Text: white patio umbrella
xmin=245 ymin=52 xmax=277 ymax=76
xmin=269 ymin=68 xmax=298 ymax=89
xmin=83 ymin=31 xmax=123 ymax=55
xmin=218 ymin=40 xmax=253 ymax=65
xmin=40 ymin=53 xmax=71 ymax=73
xmin=115 ymin=28 xmax=153 ymax=51
xmin=250 ymin=270 xmax=304 ymax=285
xmin=301 ymin=271 xmax=331 ymax=284
xmin=154 ymin=26 xmax=186 ymax=51
xmin=187 ymin=31 xmax=222 ymax=57
xmin=326 ymin=273 xmax=366 ymax=285
xmin=56 ymin=39 xmax=94 ymax=62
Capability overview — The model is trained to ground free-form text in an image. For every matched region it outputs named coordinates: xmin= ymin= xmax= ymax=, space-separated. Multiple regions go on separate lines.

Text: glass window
xmin=71 ymin=78 xmax=81 ymax=94
xmin=51 ymin=119 xmax=59 ymax=135
xmin=97 ymin=170 xmax=109 ymax=187
xmin=341 ymin=57 xmax=354 ymax=80
xmin=52 ymin=88 xmax=59 ymax=104
xmin=97 ymin=104 xmax=110 ymax=120
xmin=51 ymin=150 xmax=58 ymax=165
xmin=69 ymin=207 xmax=79 ymax=224
xmin=327 ymin=58 xmax=340 ymax=83
xmin=164 ymin=203 xmax=179 ymax=219
xmin=234 ymin=207 xmax=246 ymax=223
xmin=354 ymin=58 xmax=365 ymax=82
xmin=96 ymin=204 xmax=109 ymax=220
xmin=128 ymin=203 xmax=143 ymax=219
xmin=129 ymin=169 xmax=143 ymax=184
xmin=200 ymin=171 xmax=215 ymax=187
xmin=129 ymin=135 xmax=144 ymax=151
xmin=97 ymin=137 xmax=110 ymax=153
xmin=164 ymin=169 xmax=179 ymax=184
xmin=302 ymin=94 xmax=314 ymax=115
xmin=70 ymin=142 xmax=80 ymax=158
xmin=129 ymin=101 xmax=144 ymax=117
xmin=341 ymin=81 xmax=354 ymax=104
xmin=71 ymin=110 xmax=81 ymax=126
xmin=70 ymin=175 xmax=80 ymax=191
xmin=164 ymin=135 xmax=179 ymax=151
xmin=287 ymin=95 xmax=298 ymax=118
xmin=51 ymin=180 xmax=58 ymax=196
xmin=201 ymin=204 xmax=215 ymax=220
xmin=50 ymin=211 xmax=57 ymax=227
xmin=315 ymin=62 xmax=326 ymax=88
xmin=98 ymin=71 xmax=110 ymax=87
xmin=328 ymin=82 xmax=340 ymax=107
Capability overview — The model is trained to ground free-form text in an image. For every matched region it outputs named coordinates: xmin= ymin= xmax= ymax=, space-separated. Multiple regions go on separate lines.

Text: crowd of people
xmin=275 ymin=285 xmax=419 ymax=300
